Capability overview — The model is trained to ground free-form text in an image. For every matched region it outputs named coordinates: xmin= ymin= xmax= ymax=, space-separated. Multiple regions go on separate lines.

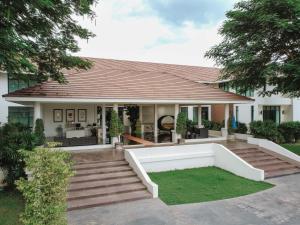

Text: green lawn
xmin=0 ymin=190 xmax=24 ymax=225
xmin=281 ymin=144 xmax=300 ymax=156
xmin=148 ymin=167 xmax=273 ymax=205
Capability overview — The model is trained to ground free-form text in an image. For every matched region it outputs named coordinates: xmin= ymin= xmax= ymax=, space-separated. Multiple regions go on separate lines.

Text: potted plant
xmin=110 ymin=110 xmax=124 ymax=150
xmin=176 ymin=112 xmax=187 ymax=144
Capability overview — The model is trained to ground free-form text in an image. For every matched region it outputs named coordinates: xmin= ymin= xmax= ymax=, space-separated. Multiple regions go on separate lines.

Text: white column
xmin=174 ymin=104 xmax=179 ymax=142
xmin=113 ymin=103 xmax=118 ymax=112
xmin=224 ymin=104 xmax=229 ymax=129
xmin=102 ymin=104 xmax=106 ymax=144
xmin=154 ymin=104 xmax=158 ymax=143
xmin=198 ymin=105 xmax=202 ymax=127
xmin=34 ymin=102 xmax=42 ymax=124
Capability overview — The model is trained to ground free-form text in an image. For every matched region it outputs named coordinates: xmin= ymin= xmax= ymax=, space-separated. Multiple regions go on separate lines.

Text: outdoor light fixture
xmin=260 ymin=110 xmax=263 ymax=115
xmin=282 ymin=110 xmax=285 ymax=115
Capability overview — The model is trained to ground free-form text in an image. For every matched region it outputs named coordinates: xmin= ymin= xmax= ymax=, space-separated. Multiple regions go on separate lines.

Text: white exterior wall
xmin=233 ymin=87 xmax=297 ymax=125
xmin=0 ymin=72 xmax=23 ymax=125
xmin=42 ymin=103 xmax=97 ymax=137
xmin=292 ymin=99 xmax=300 ymax=121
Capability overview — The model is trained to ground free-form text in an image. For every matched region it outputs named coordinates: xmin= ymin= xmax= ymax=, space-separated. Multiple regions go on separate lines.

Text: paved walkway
xmin=68 ymin=174 xmax=300 ymax=225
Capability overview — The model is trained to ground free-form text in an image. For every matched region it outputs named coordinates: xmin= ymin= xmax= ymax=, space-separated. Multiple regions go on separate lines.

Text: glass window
xmin=263 ymin=106 xmax=281 ymax=124
xmin=236 ymin=106 xmax=239 ymax=122
xmin=251 ymin=106 xmax=254 ymax=122
xmin=201 ymin=107 xmax=209 ymax=121
xmin=8 ymin=107 xmax=34 ymax=128
xmin=8 ymin=75 xmax=37 ymax=93
xmin=180 ymin=107 xmax=188 ymax=119
xmin=219 ymin=82 xmax=230 ymax=92
xmin=193 ymin=107 xmax=198 ymax=123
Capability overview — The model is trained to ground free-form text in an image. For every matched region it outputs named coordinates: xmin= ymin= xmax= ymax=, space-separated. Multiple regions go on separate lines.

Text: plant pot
xmin=115 ymin=142 xmax=124 ymax=151
xmin=178 ymin=138 xmax=185 ymax=144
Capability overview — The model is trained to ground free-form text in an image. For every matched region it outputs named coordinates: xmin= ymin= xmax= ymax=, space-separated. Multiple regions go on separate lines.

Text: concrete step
xmin=68 ymin=190 xmax=152 ymax=211
xmin=69 ymin=177 xmax=141 ymax=191
xmin=74 ymin=160 xmax=128 ymax=170
xmin=251 ymin=159 xmax=283 ymax=167
xmin=75 ymin=159 xmax=125 ymax=165
xmin=265 ymin=167 xmax=300 ymax=178
xmin=71 ymin=171 xmax=136 ymax=183
xmin=231 ymin=148 xmax=261 ymax=154
xmin=236 ymin=151 xmax=269 ymax=158
xmin=243 ymin=155 xmax=276 ymax=162
xmin=74 ymin=165 xmax=132 ymax=176
xmin=258 ymin=162 xmax=296 ymax=171
xmin=68 ymin=183 xmax=146 ymax=200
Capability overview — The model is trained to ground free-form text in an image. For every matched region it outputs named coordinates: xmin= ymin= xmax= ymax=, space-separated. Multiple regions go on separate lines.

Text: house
xmin=1 ymin=58 xmax=253 ymax=146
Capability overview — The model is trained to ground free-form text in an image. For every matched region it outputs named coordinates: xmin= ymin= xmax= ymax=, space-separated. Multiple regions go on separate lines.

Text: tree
xmin=34 ymin=119 xmax=45 ymax=146
xmin=206 ymin=0 xmax=300 ymax=97
xmin=109 ymin=110 xmax=124 ymax=142
xmin=0 ymin=0 xmax=97 ymax=83
xmin=176 ymin=112 xmax=187 ymax=138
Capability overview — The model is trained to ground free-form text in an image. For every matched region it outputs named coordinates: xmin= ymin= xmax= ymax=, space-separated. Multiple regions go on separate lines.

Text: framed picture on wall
xmin=78 ymin=109 xmax=87 ymax=122
xmin=53 ymin=109 xmax=63 ymax=122
xmin=66 ymin=109 xmax=75 ymax=122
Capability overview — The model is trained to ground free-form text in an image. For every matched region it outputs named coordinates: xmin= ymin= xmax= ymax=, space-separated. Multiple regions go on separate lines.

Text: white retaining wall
xmin=248 ymin=137 xmax=300 ymax=163
xmin=124 ymin=150 xmax=158 ymax=198
xmin=126 ymin=143 xmax=264 ymax=187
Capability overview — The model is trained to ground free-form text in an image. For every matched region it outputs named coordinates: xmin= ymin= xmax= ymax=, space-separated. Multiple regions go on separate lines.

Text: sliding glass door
xmin=263 ymin=106 xmax=281 ymax=124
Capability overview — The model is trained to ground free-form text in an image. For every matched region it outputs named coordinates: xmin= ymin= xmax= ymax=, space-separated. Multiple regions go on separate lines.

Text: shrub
xmin=249 ymin=120 xmax=283 ymax=143
xmin=109 ymin=110 xmax=124 ymax=141
xmin=0 ymin=123 xmax=36 ymax=190
xmin=235 ymin=122 xmax=248 ymax=134
xmin=176 ymin=112 xmax=187 ymax=137
xmin=16 ymin=147 xmax=74 ymax=225
xmin=34 ymin=119 xmax=45 ymax=146
xmin=202 ymin=120 xmax=222 ymax=131
xmin=278 ymin=121 xmax=300 ymax=143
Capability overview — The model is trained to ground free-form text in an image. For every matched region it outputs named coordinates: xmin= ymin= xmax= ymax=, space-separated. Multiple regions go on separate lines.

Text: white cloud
xmin=75 ymin=0 xmax=229 ymax=67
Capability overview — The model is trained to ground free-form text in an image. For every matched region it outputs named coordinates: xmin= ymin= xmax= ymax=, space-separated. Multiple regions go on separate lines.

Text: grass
xmin=148 ymin=167 xmax=273 ymax=205
xmin=0 ymin=190 xmax=24 ymax=225
xmin=281 ymin=143 xmax=300 ymax=156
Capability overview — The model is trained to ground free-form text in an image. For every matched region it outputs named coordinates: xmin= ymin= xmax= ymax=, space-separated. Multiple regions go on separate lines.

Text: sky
xmin=76 ymin=0 xmax=238 ymax=67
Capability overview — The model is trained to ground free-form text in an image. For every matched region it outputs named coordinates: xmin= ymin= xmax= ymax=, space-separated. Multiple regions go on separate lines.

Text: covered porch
xmin=29 ymin=100 xmax=234 ymax=148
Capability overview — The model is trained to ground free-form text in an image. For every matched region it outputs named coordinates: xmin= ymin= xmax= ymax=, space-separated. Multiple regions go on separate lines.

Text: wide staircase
xmin=225 ymin=142 xmax=300 ymax=178
xmin=68 ymin=158 xmax=151 ymax=211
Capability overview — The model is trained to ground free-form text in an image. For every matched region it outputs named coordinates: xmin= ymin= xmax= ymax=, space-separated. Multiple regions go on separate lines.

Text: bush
xmin=0 ymin=123 xmax=36 ymax=190
xmin=176 ymin=112 xmax=187 ymax=137
xmin=278 ymin=121 xmax=300 ymax=143
xmin=34 ymin=119 xmax=45 ymax=146
xmin=202 ymin=120 xmax=222 ymax=131
xmin=16 ymin=147 xmax=74 ymax=225
xmin=249 ymin=120 xmax=283 ymax=143
xmin=109 ymin=110 xmax=124 ymax=141
xmin=235 ymin=122 xmax=248 ymax=134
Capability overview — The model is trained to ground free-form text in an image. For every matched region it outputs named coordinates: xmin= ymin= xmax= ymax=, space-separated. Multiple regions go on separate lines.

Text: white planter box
xmin=235 ymin=133 xmax=252 ymax=140
xmin=209 ymin=130 xmax=222 ymax=137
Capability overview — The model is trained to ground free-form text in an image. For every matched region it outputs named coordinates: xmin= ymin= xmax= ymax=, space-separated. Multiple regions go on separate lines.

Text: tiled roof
xmin=4 ymin=58 xmax=251 ymax=102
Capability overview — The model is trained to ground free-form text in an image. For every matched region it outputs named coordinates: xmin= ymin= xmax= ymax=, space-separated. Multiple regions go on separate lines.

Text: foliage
xmin=235 ymin=122 xmax=248 ymax=134
xmin=126 ymin=105 xmax=139 ymax=135
xmin=202 ymin=120 xmax=222 ymax=131
xmin=0 ymin=191 xmax=24 ymax=225
xmin=278 ymin=121 xmax=300 ymax=143
xmin=0 ymin=0 xmax=97 ymax=83
xmin=109 ymin=110 xmax=124 ymax=140
xmin=16 ymin=148 xmax=74 ymax=225
xmin=149 ymin=167 xmax=273 ymax=205
xmin=249 ymin=120 xmax=283 ymax=143
xmin=135 ymin=120 xmax=142 ymax=137
xmin=34 ymin=119 xmax=45 ymax=146
xmin=176 ymin=112 xmax=187 ymax=137
xmin=186 ymin=120 xmax=197 ymax=131
xmin=281 ymin=144 xmax=300 ymax=156
xmin=206 ymin=0 xmax=300 ymax=97
xmin=0 ymin=123 xmax=35 ymax=190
